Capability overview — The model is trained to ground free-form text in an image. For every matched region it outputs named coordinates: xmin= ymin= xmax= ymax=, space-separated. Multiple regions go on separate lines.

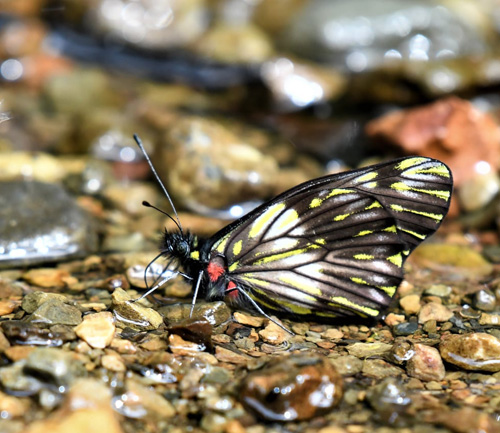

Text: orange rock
xmin=366 ymin=97 xmax=500 ymax=187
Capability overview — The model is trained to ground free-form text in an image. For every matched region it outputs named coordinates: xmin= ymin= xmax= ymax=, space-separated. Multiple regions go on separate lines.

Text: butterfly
xmin=134 ymin=135 xmax=453 ymax=328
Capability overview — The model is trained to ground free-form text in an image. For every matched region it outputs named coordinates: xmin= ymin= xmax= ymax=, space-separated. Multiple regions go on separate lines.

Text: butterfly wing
xmin=208 ymin=157 xmax=453 ymax=319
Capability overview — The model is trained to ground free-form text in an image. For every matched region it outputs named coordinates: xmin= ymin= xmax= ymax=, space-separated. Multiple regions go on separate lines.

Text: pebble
xmin=399 ymin=294 xmax=421 ymax=315
xmin=346 ymin=342 xmax=392 ymax=358
xmin=418 ymin=302 xmax=453 ymax=323
xmin=101 ymin=353 xmax=126 ymax=372
xmin=240 ymin=354 xmax=343 ymax=422
xmin=112 ymin=379 xmax=175 ymax=420
xmin=168 ymin=333 xmax=206 ymax=355
xmin=29 ymin=299 xmax=82 ymax=326
xmin=366 ymin=378 xmax=411 ymax=424
xmin=0 ymin=181 xmax=98 ymax=268
xmin=362 ymin=359 xmax=404 ymax=379
xmin=425 ymin=284 xmax=452 ymax=297
xmin=1 ymin=321 xmax=76 ymax=347
xmin=258 ymin=321 xmax=289 ymax=345
xmin=384 ymin=313 xmax=406 ymax=326
xmin=0 ymin=390 xmax=30 ymax=418
xmin=111 ymin=287 xmax=163 ymax=331
xmin=4 ymin=345 xmax=36 ymax=362
xmin=474 ymin=289 xmax=497 ymax=312
xmin=406 ymin=344 xmax=445 ymax=382
xmin=393 ymin=321 xmax=419 ymax=336
xmin=410 ymin=244 xmax=493 ymax=278
xmin=22 ymin=269 xmax=77 ymax=288
xmin=159 ymin=301 xmax=231 ymax=327
xmin=329 ymin=355 xmax=363 ymax=376
xmin=440 ymin=333 xmax=500 ymax=372
xmin=0 ymin=300 xmax=18 ymax=316
xmin=0 ymin=360 xmax=42 ymax=395
xmin=233 ymin=312 xmax=265 ymax=328
xmin=215 ymin=346 xmax=253 ymax=366
xmin=25 ymin=347 xmax=86 ymax=388
xmin=22 ymin=291 xmax=69 ymax=314
xmin=479 ymin=313 xmax=500 ymax=326
xmin=74 ymin=311 xmax=115 ymax=349
xmin=458 ymin=168 xmax=500 ymax=212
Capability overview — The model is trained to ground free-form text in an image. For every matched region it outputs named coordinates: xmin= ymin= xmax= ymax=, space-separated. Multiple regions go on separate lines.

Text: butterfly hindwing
xmin=208 ymin=157 xmax=452 ymax=319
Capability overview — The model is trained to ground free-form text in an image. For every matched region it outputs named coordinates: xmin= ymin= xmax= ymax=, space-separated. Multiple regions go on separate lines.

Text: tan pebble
xmin=101 ymin=353 xmax=126 ymax=372
xmin=139 ymin=336 xmax=168 ymax=351
xmin=4 ymin=345 xmax=36 ymax=361
xmin=406 ymin=344 xmax=445 ymax=382
xmin=0 ymin=300 xmax=18 ymax=316
xmin=424 ymin=381 xmax=443 ymax=390
xmin=112 ymin=287 xmax=163 ymax=330
xmin=384 ymin=313 xmax=406 ymax=326
xmin=418 ymin=302 xmax=453 ymax=323
xmin=225 ymin=419 xmax=247 ymax=433
xmin=400 ymin=294 xmax=421 ymax=315
xmin=0 ymin=330 xmax=10 ymax=351
xmin=215 ymin=346 xmax=252 ymax=365
xmin=0 ymin=390 xmax=30 ymax=417
xmin=169 ymin=334 xmax=204 ymax=355
xmin=75 ymin=311 xmax=115 ymax=349
xmin=22 ymin=268 xmax=76 ymax=288
xmin=317 ymin=340 xmax=335 ymax=349
xmin=323 ymin=328 xmax=344 ymax=340
xmin=74 ymin=341 xmax=92 ymax=354
xmin=479 ymin=312 xmax=500 ymax=326
xmin=124 ymin=379 xmax=175 ymax=420
xmin=110 ymin=338 xmax=137 ymax=354
xmin=258 ymin=320 xmax=288 ymax=345
xmin=233 ymin=311 xmax=265 ymax=327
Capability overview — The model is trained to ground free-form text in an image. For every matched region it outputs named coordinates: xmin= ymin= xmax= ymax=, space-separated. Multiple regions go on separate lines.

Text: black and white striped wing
xmin=210 ymin=157 xmax=453 ymax=319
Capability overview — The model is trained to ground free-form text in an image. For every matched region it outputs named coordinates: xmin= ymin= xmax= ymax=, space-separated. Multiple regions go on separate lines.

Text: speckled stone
xmin=418 ymin=302 xmax=453 ymax=323
xmin=440 ymin=333 xmax=500 ymax=372
xmin=406 ymin=344 xmax=445 ymax=382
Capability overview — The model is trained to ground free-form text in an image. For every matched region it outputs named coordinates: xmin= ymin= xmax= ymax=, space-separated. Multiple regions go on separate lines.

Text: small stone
xmin=200 ymin=412 xmax=228 ymax=433
xmin=479 ymin=313 xmax=500 ymax=326
xmin=347 ymin=342 xmax=392 ymax=358
xmin=399 ymin=294 xmax=421 ymax=315
xmin=139 ymin=335 xmax=168 ymax=352
xmin=74 ymin=311 xmax=115 ymax=349
xmin=22 ymin=269 xmax=77 ymax=288
xmin=25 ymin=347 xmax=86 ymax=387
xmin=258 ymin=321 xmax=288 ymax=345
xmin=440 ymin=333 xmax=500 ymax=372
xmin=30 ymin=300 xmax=82 ymax=326
xmin=323 ymin=328 xmax=344 ymax=340
xmin=215 ymin=346 xmax=252 ymax=365
xmin=22 ymin=291 xmax=69 ymax=314
xmin=418 ymin=302 xmax=453 ymax=323
xmin=113 ymin=379 xmax=175 ymax=421
xmin=362 ymin=359 xmax=404 ymax=379
xmin=4 ymin=345 xmax=36 ymax=362
xmin=110 ymin=338 xmax=136 ymax=354
xmin=406 ymin=344 xmax=445 ymax=382
xmin=384 ymin=313 xmax=406 ymax=326
xmin=366 ymin=378 xmax=411 ymax=424
xmin=425 ymin=284 xmax=452 ymax=297
xmin=0 ymin=361 xmax=41 ymax=396
xmin=169 ymin=334 xmax=205 ymax=355
xmin=1 ymin=321 xmax=76 ymax=346
xmin=329 ymin=355 xmax=363 ymax=376
xmin=0 ymin=390 xmax=30 ymax=418
xmin=233 ymin=312 xmax=265 ymax=327
xmin=101 ymin=353 xmax=126 ymax=372
xmin=112 ymin=287 xmax=163 ymax=331
xmin=474 ymin=289 xmax=497 ymax=312
xmin=159 ymin=301 xmax=230 ymax=327
xmin=240 ymin=354 xmax=343 ymax=421
xmin=393 ymin=321 xmax=419 ymax=336
xmin=0 ymin=300 xmax=18 ymax=316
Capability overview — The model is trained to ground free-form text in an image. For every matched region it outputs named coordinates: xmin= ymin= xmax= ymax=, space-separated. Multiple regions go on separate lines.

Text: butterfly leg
xmin=189 ymin=270 xmax=204 ymax=317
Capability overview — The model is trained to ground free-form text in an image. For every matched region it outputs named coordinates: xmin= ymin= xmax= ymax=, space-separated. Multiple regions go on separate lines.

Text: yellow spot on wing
xmin=364 ymin=181 xmax=378 ymax=188
xmin=215 ymin=234 xmax=230 ymax=253
xmin=390 ymin=204 xmax=443 ymax=221
xmin=190 ymin=251 xmax=199 ymax=260
xmin=355 ymin=171 xmax=378 ymax=183
xmin=329 ymin=296 xmax=379 ymax=316
xmin=387 ymin=253 xmax=403 ymax=267
xmin=228 ymin=261 xmax=239 ymax=272
xmin=384 ymin=226 xmax=397 ymax=233
xmin=365 ymin=201 xmax=382 ymax=210
xmin=327 ymin=189 xmax=355 ymax=198
xmin=406 ymin=164 xmax=450 ymax=178
xmin=310 ymin=198 xmax=322 ymax=208
xmin=232 ymin=240 xmax=242 ymax=256
xmin=396 ymin=157 xmax=427 ymax=171
xmin=390 ymin=182 xmax=450 ymax=201
xmin=351 ymin=277 xmax=369 ymax=285
xmin=377 ymin=285 xmax=397 ymax=296
xmin=334 ymin=213 xmax=351 ymax=221
xmin=249 ymin=203 xmax=285 ymax=238
xmin=240 ymin=276 xmax=269 ymax=287
xmin=355 ymin=230 xmax=373 ymax=237
xmin=278 ymin=275 xmax=322 ymax=296
xmin=253 ymin=244 xmax=321 ymax=265
xmin=401 ymin=228 xmax=426 ymax=240
xmin=354 ymin=254 xmax=374 ymax=260
xmin=276 ymin=209 xmax=299 ymax=231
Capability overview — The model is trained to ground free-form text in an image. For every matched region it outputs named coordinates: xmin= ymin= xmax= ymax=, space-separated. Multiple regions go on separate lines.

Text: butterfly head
xmin=161 ymin=230 xmax=198 ymax=262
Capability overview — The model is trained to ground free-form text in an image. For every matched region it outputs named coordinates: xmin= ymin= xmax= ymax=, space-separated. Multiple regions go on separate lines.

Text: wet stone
xmin=479 ymin=313 xmax=500 ymax=326
xmin=362 ymin=359 xmax=404 ymax=379
xmin=240 ymin=354 xmax=343 ymax=422
xmin=366 ymin=378 xmax=411 ymax=424
xmin=346 ymin=342 xmax=392 ymax=358
xmin=25 ymin=347 xmax=86 ymax=388
xmin=29 ymin=299 xmax=82 ymax=326
xmin=21 ymin=291 xmax=69 ymax=314
xmin=74 ymin=311 xmax=115 ymax=349
xmin=22 ymin=268 xmax=77 ymax=288
xmin=258 ymin=320 xmax=289 ymax=345
xmin=233 ymin=311 xmax=265 ymax=328
xmin=1 ymin=321 xmax=76 ymax=346
xmin=425 ymin=284 xmax=452 ymax=297
xmin=440 ymin=333 xmax=500 ymax=372
xmin=111 ymin=287 xmax=163 ymax=331
xmin=168 ymin=319 xmax=213 ymax=352
xmin=0 ymin=360 xmax=42 ymax=396
xmin=393 ymin=321 xmax=419 ymax=336
xmin=159 ymin=301 xmax=231 ymax=327
xmin=474 ymin=289 xmax=497 ymax=312
xmin=0 ymin=181 xmax=98 ymax=268
xmin=406 ymin=344 xmax=445 ymax=382
xmin=329 ymin=355 xmax=363 ymax=376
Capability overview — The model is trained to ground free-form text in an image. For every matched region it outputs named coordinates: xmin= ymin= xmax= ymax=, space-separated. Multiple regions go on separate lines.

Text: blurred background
xmin=1 ymin=0 xmax=500 ymax=264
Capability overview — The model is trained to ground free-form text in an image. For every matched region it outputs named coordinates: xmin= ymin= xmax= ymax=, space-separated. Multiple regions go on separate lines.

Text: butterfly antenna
xmin=142 ymin=201 xmax=182 ymax=232
xmin=133 ymin=134 xmax=183 ymax=235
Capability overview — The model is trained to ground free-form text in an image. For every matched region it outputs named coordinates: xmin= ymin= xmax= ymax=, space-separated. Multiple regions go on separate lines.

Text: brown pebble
xmin=168 ymin=334 xmax=205 ymax=355
xmin=384 ymin=313 xmax=406 ymax=326
xmin=0 ymin=300 xmax=18 ymax=316
xmin=418 ymin=302 xmax=453 ymax=323
xmin=240 ymin=354 xmax=343 ymax=421
xmin=406 ymin=344 xmax=445 ymax=382
xmin=258 ymin=320 xmax=288 ymax=345
xmin=74 ymin=311 xmax=116 ymax=349
xmin=101 ymin=353 xmax=126 ymax=372
xmin=233 ymin=311 xmax=265 ymax=327
xmin=440 ymin=333 xmax=500 ymax=372
xmin=215 ymin=346 xmax=253 ymax=365
xmin=400 ymin=294 xmax=421 ymax=315
xmin=112 ymin=287 xmax=163 ymax=331
xmin=23 ymin=268 xmax=77 ymax=288
xmin=4 ymin=345 xmax=36 ymax=361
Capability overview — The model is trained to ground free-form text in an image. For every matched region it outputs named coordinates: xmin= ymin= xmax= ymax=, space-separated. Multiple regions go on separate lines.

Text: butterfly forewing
xmin=209 ymin=157 xmax=453 ymax=319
